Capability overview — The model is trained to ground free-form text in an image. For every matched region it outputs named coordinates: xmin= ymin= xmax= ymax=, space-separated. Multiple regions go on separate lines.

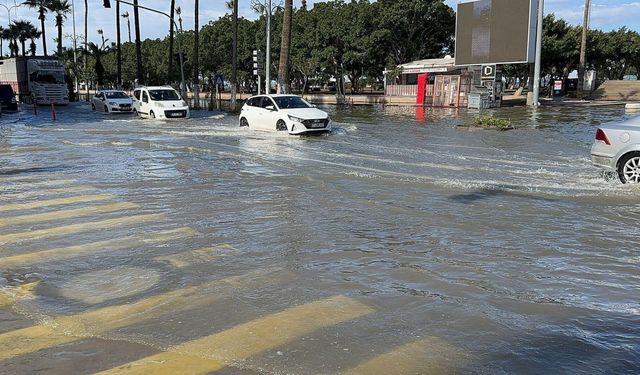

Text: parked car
xmin=0 ymin=84 xmax=18 ymax=112
xmin=239 ymin=94 xmax=331 ymax=135
xmin=591 ymin=116 xmax=640 ymax=183
xmin=132 ymin=86 xmax=189 ymax=119
xmin=91 ymin=90 xmax=134 ymax=113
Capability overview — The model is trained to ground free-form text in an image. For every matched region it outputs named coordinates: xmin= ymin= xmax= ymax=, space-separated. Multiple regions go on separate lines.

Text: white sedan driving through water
xmin=591 ymin=116 xmax=640 ymax=183
xmin=239 ymin=94 xmax=331 ymax=135
xmin=91 ymin=90 xmax=134 ymax=113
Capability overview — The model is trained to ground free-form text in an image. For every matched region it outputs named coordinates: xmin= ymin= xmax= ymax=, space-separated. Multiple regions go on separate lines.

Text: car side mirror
xmin=266 ymin=105 xmax=275 ymax=111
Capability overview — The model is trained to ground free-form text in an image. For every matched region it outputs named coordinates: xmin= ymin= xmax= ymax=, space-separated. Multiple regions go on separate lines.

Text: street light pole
xmin=532 ymin=0 xmax=544 ymax=108
xmin=106 ymin=0 xmax=185 ymax=97
xmin=266 ymin=0 xmax=271 ymax=94
xmin=71 ymin=0 xmax=79 ymax=98
xmin=0 ymin=3 xmax=21 ymax=57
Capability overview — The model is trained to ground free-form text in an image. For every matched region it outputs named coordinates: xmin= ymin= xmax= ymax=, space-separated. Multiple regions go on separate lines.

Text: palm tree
xmin=48 ymin=0 xmax=72 ymax=56
xmin=168 ymin=0 xmax=176 ymax=82
xmin=230 ymin=0 xmax=238 ymax=110
xmin=0 ymin=26 xmax=4 ymax=57
xmin=277 ymin=0 xmax=293 ymax=93
xmin=115 ymin=0 xmax=122 ymax=87
xmin=84 ymin=42 xmax=111 ymax=86
xmin=13 ymin=20 xmax=39 ymax=56
xmin=133 ymin=0 xmax=142 ymax=83
xmin=121 ymin=11 xmax=131 ymax=43
xmin=7 ymin=24 xmax=20 ymax=57
xmin=84 ymin=0 xmax=88 ymax=70
xmin=29 ymin=29 xmax=42 ymax=56
xmin=23 ymin=0 xmax=51 ymax=56
xmin=97 ymin=28 xmax=105 ymax=47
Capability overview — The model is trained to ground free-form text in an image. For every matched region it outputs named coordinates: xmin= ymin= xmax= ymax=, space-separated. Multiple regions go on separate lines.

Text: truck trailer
xmin=0 ymin=57 xmax=69 ymax=105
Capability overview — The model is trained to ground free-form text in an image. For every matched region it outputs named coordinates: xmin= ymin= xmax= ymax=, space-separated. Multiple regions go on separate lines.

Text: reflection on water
xmin=0 ymin=103 xmax=638 ymax=374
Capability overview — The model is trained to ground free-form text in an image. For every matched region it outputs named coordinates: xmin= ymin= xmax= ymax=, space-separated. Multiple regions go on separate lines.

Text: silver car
xmin=591 ymin=116 xmax=640 ymax=183
xmin=91 ymin=90 xmax=134 ymax=113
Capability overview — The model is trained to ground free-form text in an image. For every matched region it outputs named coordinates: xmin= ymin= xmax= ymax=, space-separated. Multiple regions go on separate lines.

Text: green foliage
xmin=473 ymin=115 xmax=511 ymax=129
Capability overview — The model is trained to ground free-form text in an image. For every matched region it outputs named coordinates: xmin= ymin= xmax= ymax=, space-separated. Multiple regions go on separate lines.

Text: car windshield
xmin=105 ymin=91 xmax=129 ymax=99
xmin=149 ymin=90 xmax=180 ymax=101
xmin=273 ymin=96 xmax=312 ymax=109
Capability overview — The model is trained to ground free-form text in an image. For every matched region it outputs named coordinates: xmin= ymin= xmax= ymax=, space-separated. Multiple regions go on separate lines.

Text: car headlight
xmin=288 ymin=115 xmax=304 ymax=123
xmin=109 ymin=102 xmax=117 ymax=106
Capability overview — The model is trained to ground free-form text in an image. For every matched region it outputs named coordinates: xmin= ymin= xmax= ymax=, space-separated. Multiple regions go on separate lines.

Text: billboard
xmin=455 ymin=0 xmax=538 ymax=66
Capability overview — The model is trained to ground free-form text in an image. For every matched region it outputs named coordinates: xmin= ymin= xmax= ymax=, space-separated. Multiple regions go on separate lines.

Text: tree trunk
xmin=116 ymin=1 xmax=122 ymax=87
xmin=230 ymin=0 xmax=238 ymax=111
xmin=40 ymin=9 xmax=47 ymax=56
xmin=84 ymin=0 xmax=88 ymax=70
xmin=193 ymin=0 xmax=200 ymax=109
xmin=577 ymin=0 xmax=591 ymax=99
xmin=168 ymin=0 xmax=175 ymax=83
xmin=133 ymin=0 xmax=143 ymax=84
xmin=277 ymin=0 xmax=292 ymax=94
xmin=20 ymin=40 xmax=26 ymax=56
xmin=57 ymin=17 xmax=63 ymax=56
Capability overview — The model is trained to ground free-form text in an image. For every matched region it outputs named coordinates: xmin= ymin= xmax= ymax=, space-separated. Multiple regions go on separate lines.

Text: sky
xmin=2 ymin=0 xmax=639 ymax=55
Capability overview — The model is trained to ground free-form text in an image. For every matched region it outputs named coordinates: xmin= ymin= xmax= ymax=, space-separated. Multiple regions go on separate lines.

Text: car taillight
xmin=595 ymin=129 xmax=611 ymax=145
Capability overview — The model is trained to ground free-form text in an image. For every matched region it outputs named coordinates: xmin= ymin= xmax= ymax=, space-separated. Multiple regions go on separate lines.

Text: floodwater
xmin=0 ymin=103 xmax=638 ymax=374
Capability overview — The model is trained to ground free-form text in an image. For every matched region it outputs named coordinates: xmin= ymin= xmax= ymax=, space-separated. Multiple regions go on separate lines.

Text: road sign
xmin=253 ymin=62 xmax=264 ymax=69
xmin=253 ymin=69 xmax=265 ymax=76
xmin=481 ymin=64 xmax=497 ymax=81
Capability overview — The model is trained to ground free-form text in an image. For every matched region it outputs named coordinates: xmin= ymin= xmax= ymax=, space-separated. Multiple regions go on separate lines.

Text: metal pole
xmin=258 ymin=75 xmax=261 ymax=95
xmin=71 ymin=0 xmax=79 ymax=98
xmin=532 ymin=0 xmax=544 ymax=108
xmin=265 ymin=0 xmax=271 ymax=94
xmin=577 ymin=0 xmax=591 ymax=100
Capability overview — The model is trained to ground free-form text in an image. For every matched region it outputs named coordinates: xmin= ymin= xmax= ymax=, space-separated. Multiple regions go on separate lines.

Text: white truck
xmin=0 ymin=57 xmax=69 ymax=105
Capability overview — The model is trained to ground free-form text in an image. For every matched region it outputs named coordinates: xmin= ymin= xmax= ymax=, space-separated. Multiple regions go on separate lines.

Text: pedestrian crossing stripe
xmin=0 ymin=193 xmax=112 ymax=212
xmin=0 ymin=178 xmax=77 ymax=191
xmin=0 ymin=202 xmax=138 ymax=227
xmin=95 ymin=295 xmax=373 ymax=375
xmin=0 ymin=185 xmax=97 ymax=201
xmin=0 ymin=227 xmax=198 ymax=269
xmin=153 ymin=244 xmax=239 ymax=268
xmin=0 ymin=282 xmax=40 ymax=307
xmin=0 ymin=268 xmax=290 ymax=362
xmin=0 ymin=213 xmax=164 ymax=245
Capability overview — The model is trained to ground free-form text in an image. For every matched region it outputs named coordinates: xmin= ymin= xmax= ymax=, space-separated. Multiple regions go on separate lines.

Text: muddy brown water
xmin=0 ymin=103 xmax=638 ymax=374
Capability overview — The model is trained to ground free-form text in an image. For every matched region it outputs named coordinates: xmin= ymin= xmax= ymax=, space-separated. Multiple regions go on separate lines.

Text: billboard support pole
xmin=532 ymin=0 xmax=544 ymax=108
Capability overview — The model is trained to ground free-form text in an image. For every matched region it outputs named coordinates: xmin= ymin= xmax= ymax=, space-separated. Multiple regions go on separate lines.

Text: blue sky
xmin=3 ymin=0 xmax=639 ymax=53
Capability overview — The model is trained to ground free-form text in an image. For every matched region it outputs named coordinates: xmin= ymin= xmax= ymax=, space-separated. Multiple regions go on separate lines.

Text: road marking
xmin=0 ymin=282 xmax=40 ymax=308
xmin=154 ymin=244 xmax=239 ymax=268
xmin=96 ymin=295 xmax=373 ymax=375
xmin=0 ymin=202 xmax=139 ymax=228
xmin=0 ymin=146 xmax=51 ymax=155
xmin=0 ymin=213 xmax=164 ymax=245
xmin=0 ymin=227 xmax=198 ymax=269
xmin=0 ymin=269 xmax=290 ymax=361
xmin=0 ymin=194 xmax=112 ymax=212
xmin=0 ymin=178 xmax=77 ymax=191
xmin=0 ymin=185 xmax=97 ymax=201
xmin=0 ymin=172 xmax=62 ymax=182
xmin=341 ymin=338 xmax=471 ymax=375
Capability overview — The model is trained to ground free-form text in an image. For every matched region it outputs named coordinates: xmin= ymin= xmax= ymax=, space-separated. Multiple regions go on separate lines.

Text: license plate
xmin=311 ymin=121 xmax=324 ymax=128
xmin=169 ymin=112 xmax=183 ymax=117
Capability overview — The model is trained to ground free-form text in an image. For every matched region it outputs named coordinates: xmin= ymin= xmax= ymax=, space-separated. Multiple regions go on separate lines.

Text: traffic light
xmin=103 ymin=0 xmax=111 ymax=8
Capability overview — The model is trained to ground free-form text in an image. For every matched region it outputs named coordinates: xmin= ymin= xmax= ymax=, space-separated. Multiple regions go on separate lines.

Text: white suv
xmin=132 ymin=86 xmax=190 ymax=119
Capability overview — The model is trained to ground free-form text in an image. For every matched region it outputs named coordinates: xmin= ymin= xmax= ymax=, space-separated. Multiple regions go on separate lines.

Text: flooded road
xmin=1 ymin=103 xmax=638 ymax=374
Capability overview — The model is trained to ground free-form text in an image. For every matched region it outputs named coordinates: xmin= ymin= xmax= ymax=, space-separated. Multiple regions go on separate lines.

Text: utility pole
xmin=193 ymin=0 xmax=200 ymax=109
xmin=265 ymin=0 xmax=271 ymax=94
xmin=116 ymin=0 xmax=122 ymax=87
xmin=71 ymin=0 xmax=79 ymax=98
xmin=532 ymin=0 xmax=544 ymax=108
xmin=577 ymin=0 xmax=591 ymax=100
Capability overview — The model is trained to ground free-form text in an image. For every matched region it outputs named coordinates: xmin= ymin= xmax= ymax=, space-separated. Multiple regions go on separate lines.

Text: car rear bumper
xmin=591 ymin=154 xmax=615 ymax=170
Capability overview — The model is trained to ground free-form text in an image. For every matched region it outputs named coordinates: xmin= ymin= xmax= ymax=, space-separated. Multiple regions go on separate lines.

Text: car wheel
xmin=276 ymin=119 xmax=287 ymax=132
xmin=150 ymin=111 xmax=156 ymax=119
xmin=133 ymin=109 xmax=139 ymax=117
xmin=618 ymin=152 xmax=640 ymax=184
xmin=104 ymin=104 xmax=109 ymax=113
xmin=240 ymin=117 xmax=249 ymax=127
xmin=91 ymin=103 xmax=96 ymax=110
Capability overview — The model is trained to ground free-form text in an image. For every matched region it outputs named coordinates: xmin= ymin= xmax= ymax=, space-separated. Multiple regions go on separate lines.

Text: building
xmin=384 ymin=57 xmax=472 ymax=107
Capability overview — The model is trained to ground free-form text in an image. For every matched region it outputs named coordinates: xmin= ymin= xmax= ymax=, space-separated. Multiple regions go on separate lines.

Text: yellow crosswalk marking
xmin=0 ymin=213 xmax=163 ymax=245
xmin=96 ymin=295 xmax=374 ymax=375
xmin=0 ymin=227 xmax=198 ymax=269
xmin=154 ymin=244 xmax=239 ymax=268
xmin=0 ymin=185 xmax=97 ymax=201
xmin=0 ymin=172 xmax=62 ymax=182
xmin=0 ymin=282 xmax=40 ymax=307
xmin=0 ymin=146 xmax=50 ymax=154
xmin=0 ymin=202 xmax=138 ymax=227
xmin=341 ymin=338 xmax=471 ymax=375
xmin=0 ymin=269 xmax=290 ymax=361
xmin=0 ymin=193 xmax=112 ymax=212
xmin=0 ymin=178 xmax=77 ymax=191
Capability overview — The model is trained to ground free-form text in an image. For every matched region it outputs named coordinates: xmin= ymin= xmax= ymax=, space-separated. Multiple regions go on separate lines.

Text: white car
xmin=591 ymin=116 xmax=640 ymax=183
xmin=91 ymin=90 xmax=134 ymax=113
xmin=239 ymin=94 xmax=331 ymax=135
xmin=132 ymin=86 xmax=190 ymax=119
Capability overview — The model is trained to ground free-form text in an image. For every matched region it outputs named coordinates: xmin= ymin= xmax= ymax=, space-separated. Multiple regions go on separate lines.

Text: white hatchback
xmin=91 ymin=90 xmax=134 ymax=113
xmin=132 ymin=86 xmax=190 ymax=119
xmin=591 ymin=116 xmax=640 ymax=183
xmin=239 ymin=94 xmax=331 ymax=135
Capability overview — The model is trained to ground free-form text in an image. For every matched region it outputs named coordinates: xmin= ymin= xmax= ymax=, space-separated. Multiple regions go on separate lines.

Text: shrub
xmin=473 ymin=115 xmax=512 ymax=129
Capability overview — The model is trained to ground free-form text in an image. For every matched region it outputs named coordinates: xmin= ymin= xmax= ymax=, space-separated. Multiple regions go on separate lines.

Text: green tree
xmin=84 ymin=42 xmax=111 ymax=86
xmin=277 ymin=0 xmax=292 ymax=93
xmin=48 ymin=0 xmax=72 ymax=56
xmin=12 ymin=20 xmax=39 ymax=56
xmin=23 ymin=0 xmax=51 ymax=56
